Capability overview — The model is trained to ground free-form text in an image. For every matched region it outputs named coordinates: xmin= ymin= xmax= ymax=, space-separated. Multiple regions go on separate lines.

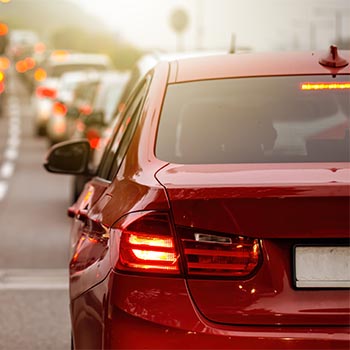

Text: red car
xmin=44 ymin=46 xmax=350 ymax=349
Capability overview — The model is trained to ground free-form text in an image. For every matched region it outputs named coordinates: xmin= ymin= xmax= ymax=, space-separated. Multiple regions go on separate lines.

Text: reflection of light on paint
xmin=301 ymin=82 xmax=350 ymax=90
xmin=84 ymin=190 xmax=93 ymax=203
xmin=251 ymin=288 xmax=256 ymax=294
xmin=72 ymin=237 xmax=86 ymax=262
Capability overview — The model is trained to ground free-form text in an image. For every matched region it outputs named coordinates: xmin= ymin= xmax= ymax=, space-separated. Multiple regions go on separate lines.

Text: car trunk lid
xmin=156 ymin=163 xmax=350 ymax=326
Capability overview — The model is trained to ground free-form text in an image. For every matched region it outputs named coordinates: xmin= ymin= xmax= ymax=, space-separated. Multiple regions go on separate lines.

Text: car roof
xmin=49 ymin=52 xmax=112 ymax=67
xmin=165 ymin=49 xmax=350 ymax=83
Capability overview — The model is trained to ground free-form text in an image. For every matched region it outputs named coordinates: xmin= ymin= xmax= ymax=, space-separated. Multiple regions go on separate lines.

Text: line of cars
xmin=31 ymin=50 xmax=114 ymax=137
xmin=27 ymin=49 xmax=131 ymax=202
xmin=44 ymin=46 xmax=349 ymax=349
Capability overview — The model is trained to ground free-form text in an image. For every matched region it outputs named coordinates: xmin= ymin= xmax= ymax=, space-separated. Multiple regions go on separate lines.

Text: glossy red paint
xmin=53 ymin=50 xmax=350 ymax=349
xmin=169 ymin=50 xmax=350 ymax=83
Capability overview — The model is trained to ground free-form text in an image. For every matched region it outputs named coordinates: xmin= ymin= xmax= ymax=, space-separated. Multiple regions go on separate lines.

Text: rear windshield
xmin=156 ymin=75 xmax=349 ymax=164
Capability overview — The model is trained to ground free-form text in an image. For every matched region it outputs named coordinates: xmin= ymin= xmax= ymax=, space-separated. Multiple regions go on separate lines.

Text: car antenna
xmin=319 ymin=45 xmax=348 ymax=68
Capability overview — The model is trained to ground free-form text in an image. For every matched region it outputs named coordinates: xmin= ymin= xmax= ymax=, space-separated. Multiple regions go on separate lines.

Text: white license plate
xmin=295 ymin=246 xmax=350 ymax=288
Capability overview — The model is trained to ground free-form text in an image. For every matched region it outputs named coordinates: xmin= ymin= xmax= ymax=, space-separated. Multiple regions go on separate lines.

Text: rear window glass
xmin=156 ymin=75 xmax=349 ymax=164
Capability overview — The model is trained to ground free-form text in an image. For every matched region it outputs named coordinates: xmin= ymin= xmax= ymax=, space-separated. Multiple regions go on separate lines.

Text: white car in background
xmin=32 ymin=51 xmax=113 ymax=136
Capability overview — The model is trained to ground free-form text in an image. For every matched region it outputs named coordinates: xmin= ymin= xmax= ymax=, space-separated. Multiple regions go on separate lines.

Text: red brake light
xmin=34 ymin=68 xmax=47 ymax=82
xmin=86 ymin=128 xmax=100 ymax=149
xmin=0 ymin=23 xmax=8 ymax=36
xmin=301 ymin=82 xmax=350 ymax=90
xmin=0 ymin=57 xmax=10 ymax=70
xmin=53 ymin=101 xmax=67 ymax=116
xmin=24 ymin=57 xmax=36 ymax=70
xmin=79 ymin=104 xmax=93 ymax=115
xmin=115 ymin=212 xmax=180 ymax=274
xmin=15 ymin=60 xmax=27 ymax=73
xmin=34 ymin=42 xmax=46 ymax=54
xmin=36 ymin=86 xmax=57 ymax=99
xmin=178 ymin=227 xmax=261 ymax=278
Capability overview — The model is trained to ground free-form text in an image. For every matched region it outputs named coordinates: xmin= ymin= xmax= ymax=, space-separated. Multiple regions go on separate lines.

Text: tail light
xmin=53 ymin=101 xmax=67 ymax=116
xmin=0 ymin=57 xmax=10 ymax=70
xmin=114 ymin=211 xmax=260 ymax=278
xmin=79 ymin=104 xmax=93 ymax=116
xmin=36 ymin=86 xmax=57 ymax=99
xmin=15 ymin=60 xmax=27 ymax=73
xmin=86 ymin=128 xmax=101 ymax=149
xmin=115 ymin=212 xmax=180 ymax=274
xmin=24 ymin=57 xmax=36 ymax=70
xmin=0 ymin=82 xmax=4 ymax=94
xmin=178 ymin=227 xmax=261 ymax=278
xmin=34 ymin=68 xmax=47 ymax=82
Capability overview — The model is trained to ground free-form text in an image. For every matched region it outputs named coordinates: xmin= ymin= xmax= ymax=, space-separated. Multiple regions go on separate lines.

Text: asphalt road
xmin=0 ymin=69 xmax=72 ymax=349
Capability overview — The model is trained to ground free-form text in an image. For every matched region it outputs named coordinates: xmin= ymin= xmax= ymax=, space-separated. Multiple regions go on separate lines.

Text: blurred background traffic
xmin=1 ymin=0 xmax=350 ymax=158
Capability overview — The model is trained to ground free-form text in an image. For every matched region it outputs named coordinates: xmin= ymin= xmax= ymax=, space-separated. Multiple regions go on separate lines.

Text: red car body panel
xmin=156 ymin=163 xmax=350 ymax=239
xmin=155 ymin=163 xmax=349 ymax=326
xmin=168 ymin=51 xmax=350 ymax=83
xmin=65 ymin=50 xmax=350 ymax=348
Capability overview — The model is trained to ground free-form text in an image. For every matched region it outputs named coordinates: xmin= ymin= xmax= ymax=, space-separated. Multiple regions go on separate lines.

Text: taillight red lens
xmin=36 ymin=86 xmax=57 ymax=99
xmin=178 ymin=227 xmax=261 ymax=278
xmin=53 ymin=101 xmax=67 ymax=116
xmin=86 ymin=128 xmax=100 ymax=149
xmin=115 ymin=212 xmax=180 ymax=274
xmin=79 ymin=104 xmax=92 ymax=115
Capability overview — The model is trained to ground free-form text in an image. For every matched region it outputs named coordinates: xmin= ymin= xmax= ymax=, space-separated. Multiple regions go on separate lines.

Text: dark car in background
xmin=44 ymin=46 xmax=349 ymax=349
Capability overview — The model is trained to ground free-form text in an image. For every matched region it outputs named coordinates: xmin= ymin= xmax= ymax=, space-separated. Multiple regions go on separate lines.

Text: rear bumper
xmin=105 ymin=272 xmax=349 ymax=349
xmin=107 ymin=306 xmax=349 ymax=349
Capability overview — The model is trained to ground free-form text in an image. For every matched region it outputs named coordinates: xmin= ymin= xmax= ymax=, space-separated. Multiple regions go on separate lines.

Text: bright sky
xmin=74 ymin=0 xmax=350 ymax=52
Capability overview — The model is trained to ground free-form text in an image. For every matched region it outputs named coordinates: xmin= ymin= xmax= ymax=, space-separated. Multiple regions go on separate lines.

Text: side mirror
xmin=43 ymin=140 xmax=91 ymax=175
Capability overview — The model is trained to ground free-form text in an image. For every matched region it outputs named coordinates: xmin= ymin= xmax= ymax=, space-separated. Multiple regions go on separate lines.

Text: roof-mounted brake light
xmin=319 ymin=45 xmax=348 ymax=68
xmin=301 ymin=82 xmax=350 ymax=90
